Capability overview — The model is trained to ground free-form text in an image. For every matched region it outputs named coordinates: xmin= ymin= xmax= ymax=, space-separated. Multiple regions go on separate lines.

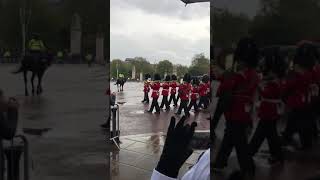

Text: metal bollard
xmin=110 ymin=104 xmax=120 ymax=149
xmin=1 ymin=135 xmax=29 ymax=180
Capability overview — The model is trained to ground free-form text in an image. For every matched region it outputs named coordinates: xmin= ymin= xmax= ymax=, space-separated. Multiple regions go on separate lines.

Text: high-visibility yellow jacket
xmin=28 ymin=39 xmax=45 ymax=51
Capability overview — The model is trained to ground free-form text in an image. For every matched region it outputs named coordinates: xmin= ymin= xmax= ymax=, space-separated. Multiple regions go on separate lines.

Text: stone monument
xmin=132 ymin=65 xmax=136 ymax=80
xmin=96 ymin=31 xmax=104 ymax=64
xmin=70 ymin=13 xmax=82 ymax=62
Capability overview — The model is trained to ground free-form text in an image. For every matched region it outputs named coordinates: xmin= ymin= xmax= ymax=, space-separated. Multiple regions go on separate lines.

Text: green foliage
xmin=188 ymin=53 xmax=210 ymax=76
xmin=156 ymin=60 xmax=173 ymax=78
xmin=176 ymin=64 xmax=189 ymax=78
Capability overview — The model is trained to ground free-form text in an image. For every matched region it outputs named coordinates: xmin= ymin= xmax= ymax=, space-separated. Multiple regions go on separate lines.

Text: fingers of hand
xmin=176 ymin=116 xmax=186 ymax=129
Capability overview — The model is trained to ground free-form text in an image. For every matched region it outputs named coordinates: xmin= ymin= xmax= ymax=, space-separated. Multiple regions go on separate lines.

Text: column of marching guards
xmin=210 ymin=38 xmax=320 ymax=177
xmin=142 ymin=73 xmax=211 ymax=117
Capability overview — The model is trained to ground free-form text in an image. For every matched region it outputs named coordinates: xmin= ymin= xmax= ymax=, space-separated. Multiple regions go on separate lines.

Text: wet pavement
xmin=1 ymin=64 xmax=110 ymax=180
xmin=110 ymin=81 xmax=210 ymax=136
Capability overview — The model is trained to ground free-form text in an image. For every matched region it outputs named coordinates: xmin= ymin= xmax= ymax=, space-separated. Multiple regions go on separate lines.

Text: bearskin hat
xmin=183 ymin=73 xmax=192 ymax=83
xmin=202 ymin=74 xmax=209 ymax=83
xmin=144 ymin=73 xmax=151 ymax=80
xmin=294 ymin=42 xmax=318 ymax=69
xmin=171 ymin=74 xmax=177 ymax=81
xmin=192 ymin=77 xmax=200 ymax=86
xmin=164 ymin=75 xmax=171 ymax=81
xmin=262 ymin=47 xmax=287 ymax=78
xmin=234 ymin=37 xmax=259 ymax=68
xmin=154 ymin=73 xmax=161 ymax=81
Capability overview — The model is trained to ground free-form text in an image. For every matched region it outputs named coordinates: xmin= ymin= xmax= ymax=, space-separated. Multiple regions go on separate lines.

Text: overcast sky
xmin=110 ymin=0 xmax=210 ymax=66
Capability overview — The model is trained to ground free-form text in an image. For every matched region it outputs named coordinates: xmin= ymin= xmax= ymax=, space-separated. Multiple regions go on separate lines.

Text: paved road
xmin=1 ymin=64 xmax=110 ymax=180
xmin=110 ymin=82 xmax=210 ymax=136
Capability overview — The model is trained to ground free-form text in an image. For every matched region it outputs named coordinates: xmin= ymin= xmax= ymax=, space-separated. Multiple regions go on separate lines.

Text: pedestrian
xmin=168 ymin=74 xmax=178 ymax=107
xmin=188 ymin=77 xmax=200 ymax=113
xmin=160 ymin=75 xmax=171 ymax=111
xmin=147 ymin=74 xmax=161 ymax=114
xmin=175 ymin=73 xmax=191 ymax=117
xmin=249 ymin=47 xmax=285 ymax=165
xmin=213 ymin=37 xmax=259 ymax=176
xmin=101 ymin=88 xmax=116 ymax=129
xmin=142 ymin=74 xmax=151 ymax=104
xmin=198 ymin=75 xmax=210 ymax=109
xmin=282 ymin=42 xmax=316 ymax=150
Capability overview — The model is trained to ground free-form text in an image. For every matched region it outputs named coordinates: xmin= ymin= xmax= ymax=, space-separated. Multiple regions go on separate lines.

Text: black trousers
xmin=177 ymin=100 xmax=190 ymax=116
xmin=160 ymin=96 xmax=170 ymax=109
xmin=188 ymin=99 xmax=198 ymax=112
xmin=249 ymin=120 xmax=283 ymax=160
xmin=149 ymin=98 xmax=160 ymax=112
xmin=168 ymin=94 xmax=177 ymax=106
xmin=198 ymin=96 xmax=209 ymax=109
xmin=214 ymin=121 xmax=255 ymax=173
xmin=283 ymin=108 xmax=313 ymax=148
xmin=142 ymin=92 xmax=149 ymax=103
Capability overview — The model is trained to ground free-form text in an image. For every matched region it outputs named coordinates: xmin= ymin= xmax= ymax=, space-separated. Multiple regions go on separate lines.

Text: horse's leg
xmin=24 ymin=71 xmax=29 ymax=96
xmin=31 ymin=72 xmax=36 ymax=96
xmin=37 ymin=71 xmax=44 ymax=95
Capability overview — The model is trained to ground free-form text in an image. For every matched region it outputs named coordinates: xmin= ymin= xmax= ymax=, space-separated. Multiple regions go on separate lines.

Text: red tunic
xmin=161 ymin=82 xmax=170 ymax=96
xmin=258 ymin=81 xmax=281 ymax=121
xmin=206 ymin=82 xmax=211 ymax=96
xmin=190 ymin=86 xmax=199 ymax=100
xmin=180 ymin=83 xmax=191 ymax=100
xmin=218 ymin=68 xmax=260 ymax=123
xmin=143 ymin=81 xmax=150 ymax=93
xmin=151 ymin=82 xmax=161 ymax=98
xmin=282 ymin=71 xmax=313 ymax=110
xmin=170 ymin=82 xmax=178 ymax=95
xmin=199 ymin=83 xmax=207 ymax=97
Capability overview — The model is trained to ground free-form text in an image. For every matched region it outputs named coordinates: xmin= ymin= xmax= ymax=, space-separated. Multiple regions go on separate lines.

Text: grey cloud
xmin=112 ymin=0 xmax=209 ymax=20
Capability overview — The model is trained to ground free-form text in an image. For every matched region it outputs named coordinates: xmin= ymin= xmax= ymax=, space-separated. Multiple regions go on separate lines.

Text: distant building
xmin=125 ymin=58 xmax=135 ymax=63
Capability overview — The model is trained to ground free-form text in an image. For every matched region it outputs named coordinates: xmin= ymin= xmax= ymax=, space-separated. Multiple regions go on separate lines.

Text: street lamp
xmin=19 ymin=0 xmax=31 ymax=58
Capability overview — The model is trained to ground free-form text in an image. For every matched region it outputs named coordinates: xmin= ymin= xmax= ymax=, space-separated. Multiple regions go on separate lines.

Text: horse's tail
xmin=12 ymin=64 xmax=24 ymax=74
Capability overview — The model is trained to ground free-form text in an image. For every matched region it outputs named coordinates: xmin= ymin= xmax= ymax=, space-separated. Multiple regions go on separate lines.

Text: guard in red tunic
xmin=188 ymin=77 xmax=200 ymax=112
xmin=160 ymin=75 xmax=171 ymax=110
xmin=282 ymin=43 xmax=316 ymax=149
xmin=141 ymin=74 xmax=151 ymax=104
xmin=213 ymin=37 xmax=259 ymax=175
xmin=249 ymin=47 xmax=286 ymax=164
xmin=168 ymin=75 xmax=178 ymax=107
xmin=176 ymin=73 xmax=191 ymax=116
xmin=147 ymin=74 xmax=161 ymax=114
xmin=198 ymin=75 xmax=210 ymax=109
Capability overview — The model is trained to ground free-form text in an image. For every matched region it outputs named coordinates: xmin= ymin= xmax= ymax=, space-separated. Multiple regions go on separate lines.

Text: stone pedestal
xmin=132 ymin=66 xmax=136 ymax=80
xmin=96 ymin=33 xmax=104 ymax=64
xmin=70 ymin=13 xmax=82 ymax=62
xmin=140 ymin=72 xmax=143 ymax=81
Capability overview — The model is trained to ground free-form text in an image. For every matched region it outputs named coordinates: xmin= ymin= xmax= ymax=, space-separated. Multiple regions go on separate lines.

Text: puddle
xmin=130 ymin=110 xmax=145 ymax=114
xmin=23 ymin=128 xmax=52 ymax=136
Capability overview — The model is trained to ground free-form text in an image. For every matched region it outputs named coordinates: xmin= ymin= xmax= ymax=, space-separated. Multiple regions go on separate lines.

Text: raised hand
xmin=156 ymin=116 xmax=197 ymax=178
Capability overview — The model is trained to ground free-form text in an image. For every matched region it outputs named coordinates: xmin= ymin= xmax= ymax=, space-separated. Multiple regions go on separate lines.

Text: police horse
xmin=115 ymin=77 xmax=126 ymax=92
xmin=13 ymin=52 xmax=53 ymax=96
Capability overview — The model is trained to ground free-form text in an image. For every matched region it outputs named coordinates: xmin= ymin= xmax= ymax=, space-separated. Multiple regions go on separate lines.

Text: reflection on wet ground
xmin=110 ymin=82 xmax=210 ymax=180
xmin=1 ymin=64 xmax=110 ymax=180
xmin=111 ymin=133 xmax=207 ymax=180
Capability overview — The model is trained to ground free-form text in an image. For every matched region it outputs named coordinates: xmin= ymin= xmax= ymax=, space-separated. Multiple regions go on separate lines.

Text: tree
xmin=250 ymin=0 xmax=320 ymax=46
xmin=188 ymin=53 xmax=210 ymax=76
xmin=110 ymin=59 xmax=131 ymax=79
xmin=156 ymin=60 xmax=173 ymax=78
xmin=176 ymin=64 xmax=189 ymax=78
xmin=212 ymin=9 xmax=251 ymax=48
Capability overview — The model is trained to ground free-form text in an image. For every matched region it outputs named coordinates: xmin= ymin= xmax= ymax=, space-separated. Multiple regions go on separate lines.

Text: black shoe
xmin=206 ymin=117 xmax=211 ymax=120
xmin=141 ymin=100 xmax=145 ymax=103
xmin=175 ymin=112 xmax=181 ymax=115
xmin=155 ymin=111 xmax=160 ymax=114
xmin=145 ymin=110 xmax=152 ymax=113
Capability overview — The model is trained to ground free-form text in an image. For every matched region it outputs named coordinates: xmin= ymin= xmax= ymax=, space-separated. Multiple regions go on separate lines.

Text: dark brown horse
xmin=12 ymin=52 xmax=52 ymax=96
